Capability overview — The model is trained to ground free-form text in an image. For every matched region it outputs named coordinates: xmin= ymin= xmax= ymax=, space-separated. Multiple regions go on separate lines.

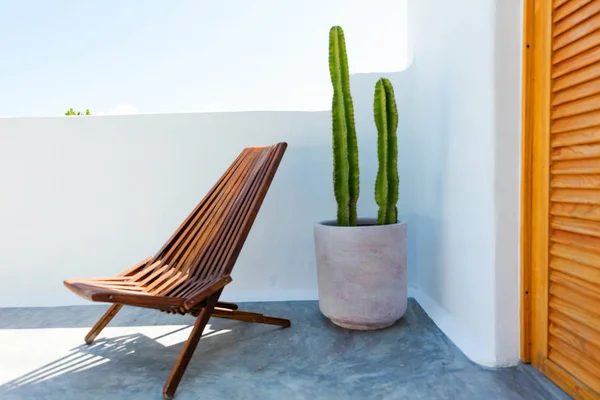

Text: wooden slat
xmin=552 ymin=126 xmax=600 ymax=146
xmin=153 ymin=150 xmax=253 ymax=274
xmin=552 ymin=92 xmax=600 ymax=120
xmin=551 ymin=242 xmax=600 ymax=267
xmin=553 ymin=30 xmax=600 ymax=65
xmin=550 ymin=282 xmax=600 ymax=318
xmin=149 ymin=148 xmax=251 ymax=268
xmin=554 ymin=0 xmax=599 ymax=34
xmin=166 ymin=150 xmax=265 ymax=297
xmin=552 ymin=142 xmax=600 ymax=159
xmin=165 ymin=150 xmax=257 ymax=277
xmin=64 ymin=143 xmax=288 ymax=311
xmin=554 ymin=12 xmax=600 ymax=50
xmin=550 ymin=296 xmax=600 ymax=335
xmin=554 ymin=78 xmax=600 ymax=106
xmin=551 ymin=215 xmax=600 ymax=237
xmin=551 ymin=188 xmax=600 ymax=204
xmin=553 ymin=0 xmax=575 ymax=10
xmin=549 ymin=343 xmax=600 ymax=394
xmin=552 ymin=174 xmax=600 ymax=188
xmin=180 ymin=151 xmax=266 ymax=285
xmin=551 ymin=308 xmax=600 ymax=350
xmin=551 ymin=229 xmax=600 ymax=252
xmin=210 ymin=308 xmax=291 ymax=327
xmin=118 ymin=257 xmax=152 ymax=277
xmin=553 ymin=157 xmax=600 ymax=174
xmin=550 ymin=334 xmax=600 ymax=378
xmin=552 ymin=110 xmax=600 ymax=133
xmin=222 ymin=146 xmax=286 ymax=277
xmin=551 ymin=269 xmax=600 ymax=300
xmin=550 ymin=256 xmax=600 ymax=286
xmin=553 ymin=62 xmax=600 ymax=92
xmin=543 ymin=358 xmax=600 ymax=400
xmin=551 ymin=202 xmax=600 ymax=221
xmin=197 ymin=151 xmax=268 ymax=280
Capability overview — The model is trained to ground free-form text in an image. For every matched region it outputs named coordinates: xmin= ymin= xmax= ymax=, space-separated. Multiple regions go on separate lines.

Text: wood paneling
xmin=552 ymin=94 xmax=600 ymax=120
xmin=551 ymin=229 xmax=600 ymax=251
xmin=554 ymin=1 xmax=599 ymax=32
xmin=552 ymin=175 xmax=600 ymax=188
xmin=524 ymin=0 xmax=600 ymax=397
xmin=553 ymin=157 xmax=600 ymax=174
xmin=551 ymin=203 xmax=600 ymax=221
xmin=554 ymin=12 xmax=600 ymax=50
xmin=550 ymin=269 xmax=600 ymax=299
xmin=550 ymin=256 xmax=600 ymax=285
xmin=550 ymin=283 xmax=600 ymax=318
xmin=553 ymin=29 xmax=600 ymax=65
xmin=551 ymin=215 xmax=600 ymax=237
xmin=552 ymin=110 xmax=600 ymax=133
xmin=551 ymin=309 xmax=600 ymax=351
xmin=553 ymin=80 xmax=600 ymax=106
xmin=551 ymin=189 xmax=600 ymax=204
xmin=543 ymin=359 xmax=599 ymax=400
xmin=553 ymin=63 xmax=600 ymax=92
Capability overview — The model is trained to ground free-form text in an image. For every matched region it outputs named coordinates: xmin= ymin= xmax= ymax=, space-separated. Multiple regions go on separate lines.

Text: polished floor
xmin=0 ymin=299 xmax=569 ymax=399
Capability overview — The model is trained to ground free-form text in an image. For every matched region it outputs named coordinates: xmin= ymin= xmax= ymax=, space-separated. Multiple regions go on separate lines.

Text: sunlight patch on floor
xmin=0 ymin=324 xmax=230 ymax=386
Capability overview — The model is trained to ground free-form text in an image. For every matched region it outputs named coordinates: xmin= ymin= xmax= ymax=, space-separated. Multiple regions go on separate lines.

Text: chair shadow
xmin=0 ymin=317 xmax=284 ymax=399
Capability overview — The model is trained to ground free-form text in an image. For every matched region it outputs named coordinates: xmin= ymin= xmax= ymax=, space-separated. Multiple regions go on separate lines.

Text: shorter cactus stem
xmin=373 ymin=78 xmax=399 ymax=225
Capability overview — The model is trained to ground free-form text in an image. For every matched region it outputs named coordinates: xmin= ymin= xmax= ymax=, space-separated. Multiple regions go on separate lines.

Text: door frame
xmin=520 ymin=0 xmax=552 ymax=367
xmin=521 ymin=1 xmax=600 ymax=398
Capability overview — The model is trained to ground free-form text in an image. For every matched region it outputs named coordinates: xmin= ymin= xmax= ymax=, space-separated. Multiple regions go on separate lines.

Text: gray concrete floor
xmin=0 ymin=299 xmax=569 ymax=400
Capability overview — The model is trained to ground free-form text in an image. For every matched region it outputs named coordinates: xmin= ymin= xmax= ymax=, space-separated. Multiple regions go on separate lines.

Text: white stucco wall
xmin=0 ymin=0 xmax=523 ymax=370
xmin=404 ymin=0 xmax=522 ymax=366
xmin=0 ymin=72 xmax=415 ymax=308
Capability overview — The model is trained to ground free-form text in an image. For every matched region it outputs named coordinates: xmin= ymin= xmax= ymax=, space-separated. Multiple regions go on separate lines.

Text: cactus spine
xmin=374 ymin=78 xmax=399 ymax=225
xmin=329 ymin=26 xmax=359 ymax=227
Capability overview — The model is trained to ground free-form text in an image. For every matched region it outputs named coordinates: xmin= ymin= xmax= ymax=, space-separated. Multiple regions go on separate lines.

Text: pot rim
xmin=315 ymin=218 xmax=406 ymax=229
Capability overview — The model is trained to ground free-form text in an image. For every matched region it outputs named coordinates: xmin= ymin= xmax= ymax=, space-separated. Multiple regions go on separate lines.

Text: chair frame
xmin=64 ymin=143 xmax=290 ymax=399
xmin=85 ymin=293 xmax=290 ymax=399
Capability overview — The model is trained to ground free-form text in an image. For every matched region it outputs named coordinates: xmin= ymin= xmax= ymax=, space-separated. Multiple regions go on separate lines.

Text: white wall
xmin=403 ymin=0 xmax=522 ymax=366
xmin=0 ymin=0 xmax=524 ymax=370
xmin=0 ymin=72 xmax=415 ymax=308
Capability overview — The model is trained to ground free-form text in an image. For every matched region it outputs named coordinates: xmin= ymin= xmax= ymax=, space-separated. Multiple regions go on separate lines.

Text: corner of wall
xmin=412 ymin=288 xmax=499 ymax=367
xmin=492 ymin=0 xmax=523 ymax=368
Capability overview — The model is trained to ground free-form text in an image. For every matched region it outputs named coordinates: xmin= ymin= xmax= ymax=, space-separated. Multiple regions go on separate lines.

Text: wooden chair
xmin=64 ymin=142 xmax=290 ymax=399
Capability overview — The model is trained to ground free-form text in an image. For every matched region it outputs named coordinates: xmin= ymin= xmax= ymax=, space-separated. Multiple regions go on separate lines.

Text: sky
xmin=0 ymin=0 xmax=408 ymax=117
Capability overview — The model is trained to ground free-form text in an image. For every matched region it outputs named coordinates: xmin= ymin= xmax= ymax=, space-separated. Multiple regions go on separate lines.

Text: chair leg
xmin=162 ymin=291 xmax=221 ymax=400
xmin=215 ymin=301 xmax=238 ymax=310
xmin=85 ymin=304 xmax=122 ymax=345
xmin=211 ymin=308 xmax=291 ymax=328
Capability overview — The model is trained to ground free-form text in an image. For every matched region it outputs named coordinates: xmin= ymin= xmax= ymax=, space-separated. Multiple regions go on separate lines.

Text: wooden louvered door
xmin=523 ymin=0 xmax=600 ymax=398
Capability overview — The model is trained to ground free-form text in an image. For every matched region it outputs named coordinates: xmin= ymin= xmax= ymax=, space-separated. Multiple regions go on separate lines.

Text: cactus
xmin=374 ymin=78 xmax=399 ymax=225
xmin=329 ymin=26 xmax=359 ymax=226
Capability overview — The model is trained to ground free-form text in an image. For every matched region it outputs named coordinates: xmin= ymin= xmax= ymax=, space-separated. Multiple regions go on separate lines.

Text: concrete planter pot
xmin=314 ymin=218 xmax=407 ymax=330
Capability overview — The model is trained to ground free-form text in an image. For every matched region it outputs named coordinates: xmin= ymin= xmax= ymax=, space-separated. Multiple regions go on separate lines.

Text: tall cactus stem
xmin=374 ymin=78 xmax=399 ymax=225
xmin=329 ymin=26 xmax=359 ymax=226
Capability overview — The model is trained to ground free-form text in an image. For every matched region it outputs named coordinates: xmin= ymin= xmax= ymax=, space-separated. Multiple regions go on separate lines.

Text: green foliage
xmin=373 ymin=78 xmax=399 ymax=225
xmin=329 ymin=26 xmax=359 ymax=227
xmin=65 ymin=108 xmax=91 ymax=116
